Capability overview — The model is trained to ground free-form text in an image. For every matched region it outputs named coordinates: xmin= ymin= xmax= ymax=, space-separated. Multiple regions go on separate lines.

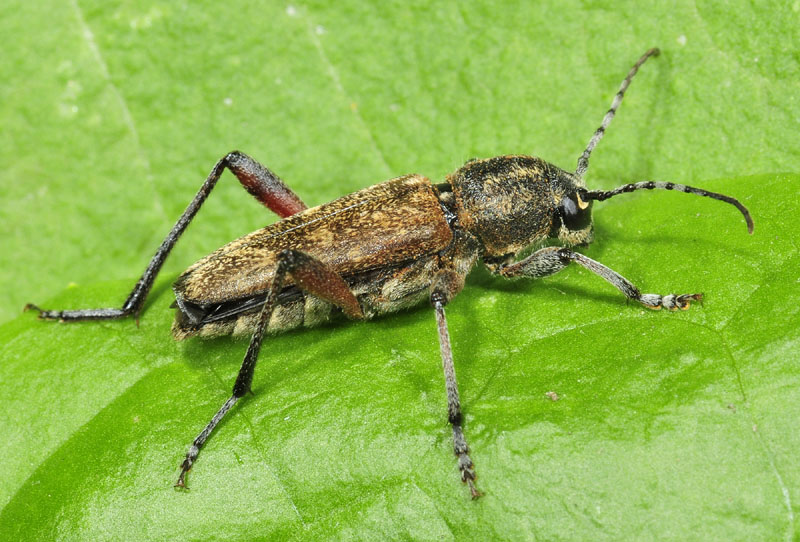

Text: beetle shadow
xmin=592 ymin=227 xmax=754 ymax=259
xmin=174 ymin=233 xmax=713 ymax=401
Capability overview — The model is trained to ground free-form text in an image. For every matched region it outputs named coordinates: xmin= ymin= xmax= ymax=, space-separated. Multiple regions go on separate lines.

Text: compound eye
xmin=557 ymin=192 xmax=593 ymax=231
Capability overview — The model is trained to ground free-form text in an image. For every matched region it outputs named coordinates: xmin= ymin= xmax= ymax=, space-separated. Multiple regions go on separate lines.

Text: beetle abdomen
xmin=171 ymin=254 xmax=442 ymax=340
xmin=173 ymin=174 xmax=452 ymax=308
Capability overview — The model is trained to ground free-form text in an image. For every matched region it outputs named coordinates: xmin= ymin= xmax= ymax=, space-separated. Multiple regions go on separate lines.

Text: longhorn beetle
xmin=27 ymin=48 xmax=753 ymax=498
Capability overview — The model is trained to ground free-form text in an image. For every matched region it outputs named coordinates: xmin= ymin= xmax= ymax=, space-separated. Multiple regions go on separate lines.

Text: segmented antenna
xmin=582 ymin=181 xmax=754 ymax=234
xmin=575 ymin=48 xmax=661 ymax=179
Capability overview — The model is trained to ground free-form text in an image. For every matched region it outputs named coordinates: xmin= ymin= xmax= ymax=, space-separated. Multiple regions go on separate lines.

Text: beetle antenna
xmin=575 ymin=48 xmax=660 ymax=179
xmin=581 ymin=181 xmax=754 ymax=234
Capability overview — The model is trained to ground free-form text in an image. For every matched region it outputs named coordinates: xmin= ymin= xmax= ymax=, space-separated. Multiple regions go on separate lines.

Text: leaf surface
xmin=1 ymin=1 xmax=798 ymax=540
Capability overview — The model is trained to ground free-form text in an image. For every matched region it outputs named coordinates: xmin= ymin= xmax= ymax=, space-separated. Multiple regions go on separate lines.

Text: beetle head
xmin=447 ymin=155 xmax=594 ymax=259
xmin=549 ymin=187 xmax=594 ymax=246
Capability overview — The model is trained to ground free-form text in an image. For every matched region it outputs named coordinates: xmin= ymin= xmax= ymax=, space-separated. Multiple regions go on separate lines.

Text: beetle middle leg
xmin=429 ymin=232 xmax=482 ymax=498
xmin=176 ymin=248 xmax=363 ymax=487
xmin=497 ymin=246 xmax=702 ymax=310
xmin=26 ymin=151 xmax=307 ymax=322
xmin=431 ymin=289 xmax=480 ymax=499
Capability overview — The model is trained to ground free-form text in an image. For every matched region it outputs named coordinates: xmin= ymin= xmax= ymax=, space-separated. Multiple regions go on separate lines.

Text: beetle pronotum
xmin=27 ymin=48 xmax=752 ymax=498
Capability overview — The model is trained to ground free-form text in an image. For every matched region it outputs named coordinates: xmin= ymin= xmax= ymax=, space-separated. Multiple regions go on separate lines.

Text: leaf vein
xmin=302 ymin=6 xmax=393 ymax=176
xmin=68 ymin=0 xmax=168 ymax=225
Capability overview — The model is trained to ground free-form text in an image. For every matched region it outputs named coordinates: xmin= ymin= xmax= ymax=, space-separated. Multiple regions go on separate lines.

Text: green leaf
xmin=2 ymin=1 xmax=798 ymax=540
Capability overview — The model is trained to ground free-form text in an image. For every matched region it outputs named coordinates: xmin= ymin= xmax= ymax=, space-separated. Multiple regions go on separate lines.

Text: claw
xmin=23 ymin=303 xmax=63 ymax=320
xmin=23 ymin=303 xmax=42 ymax=314
xmin=677 ymin=293 xmax=703 ymax=310
xmin=466 ymin=478 xmax=482 ymax=499
xmin=175 ymin=461 xmax=191 ymax=489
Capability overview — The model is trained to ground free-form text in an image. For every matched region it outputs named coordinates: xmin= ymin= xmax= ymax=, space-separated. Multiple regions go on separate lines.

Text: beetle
xmin=26 ymin=48 xmax=753 ymax=498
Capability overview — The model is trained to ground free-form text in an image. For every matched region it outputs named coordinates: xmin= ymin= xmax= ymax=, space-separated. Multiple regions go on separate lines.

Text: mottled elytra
xmin=26 ymin=48 xmax=753 ymax=498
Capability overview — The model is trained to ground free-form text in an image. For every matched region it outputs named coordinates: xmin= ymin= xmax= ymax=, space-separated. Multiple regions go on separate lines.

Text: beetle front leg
xmin=26 ymin=151 xmax=307 ymax=323
xmin=176 ymin=248 xmax=363 ymax=488
xmin=498 ymin=246 xmax=702 ymax=310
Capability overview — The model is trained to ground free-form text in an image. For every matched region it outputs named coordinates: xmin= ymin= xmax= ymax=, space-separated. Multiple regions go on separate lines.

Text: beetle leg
xmin=497 ymin=246 xmax=703 ymax=310
xmin=430 ymin=270 xmax=481 ymax=499
xmin=224 ymin=151 xmax=307 ymax=218
xmin=176 ymin=248 xmax=363 ymax=488
xmin=25 ymin=151 xmax=307 ymax=322
xmin=431 ymin=300 xmax=480 ymax=499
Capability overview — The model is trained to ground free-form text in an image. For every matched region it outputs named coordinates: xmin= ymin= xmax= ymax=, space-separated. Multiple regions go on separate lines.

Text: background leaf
xmin=1 ymin=1 xmax=798 ymax=540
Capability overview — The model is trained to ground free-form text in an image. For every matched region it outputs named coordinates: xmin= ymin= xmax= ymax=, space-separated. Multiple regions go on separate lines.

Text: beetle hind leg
xmin=26 ymin=151 xmax=307 ymax=323
xmin=176 ymin=249 xmax=363 ymax=488
xmin=176 ymin=396 xmax=239 ymax=488
xmin=432 ymin=298 xmax=480 ymax=498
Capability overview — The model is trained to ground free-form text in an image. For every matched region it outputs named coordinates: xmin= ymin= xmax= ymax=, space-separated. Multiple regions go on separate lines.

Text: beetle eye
xmin=556 ymin=191 xmax=593 ymax=232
